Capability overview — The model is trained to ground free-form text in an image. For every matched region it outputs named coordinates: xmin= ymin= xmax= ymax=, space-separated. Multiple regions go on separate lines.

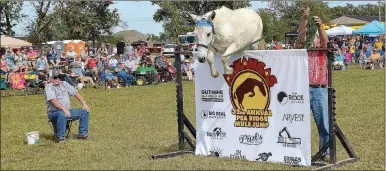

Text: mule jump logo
xmin=224 ymin=57 xmax=277 ymax=128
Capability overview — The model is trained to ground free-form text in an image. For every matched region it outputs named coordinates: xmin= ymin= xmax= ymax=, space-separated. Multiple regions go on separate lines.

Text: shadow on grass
xmin=151 ymin=143 xmax=195 ymax=155
xmin=40 ymin=132 xmax=54 ymax=141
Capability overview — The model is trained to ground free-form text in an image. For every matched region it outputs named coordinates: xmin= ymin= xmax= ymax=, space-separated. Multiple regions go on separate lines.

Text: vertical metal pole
xmin=379 ymin=0 xmax=381 ymax=22
xmin=326 ymin=46 xmax=336 ymax=167
xmin=175 ymin=46 xmax=184 ymax=151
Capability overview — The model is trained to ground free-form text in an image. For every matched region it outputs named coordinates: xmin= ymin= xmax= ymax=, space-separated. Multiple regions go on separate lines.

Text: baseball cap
xmin=50 ymin=69 xmax=61 ymax=78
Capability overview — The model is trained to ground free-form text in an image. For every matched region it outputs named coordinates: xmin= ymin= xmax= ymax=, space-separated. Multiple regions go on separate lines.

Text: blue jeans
xmin=117 ymin=72 xmax=134 ymax=86
xmin=310 ymin=87 xmax=329 ymax=155
xmin=48 ymin=108 xmax=89 ymax=139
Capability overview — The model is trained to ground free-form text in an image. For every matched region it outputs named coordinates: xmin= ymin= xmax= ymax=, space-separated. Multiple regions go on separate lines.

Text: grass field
xmin=1 ymin=65 xmax=384 ymax=170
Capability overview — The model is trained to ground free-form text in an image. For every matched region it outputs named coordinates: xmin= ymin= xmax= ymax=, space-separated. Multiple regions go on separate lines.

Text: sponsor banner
xmin=194 ymin=50 xmax=311 ymax=166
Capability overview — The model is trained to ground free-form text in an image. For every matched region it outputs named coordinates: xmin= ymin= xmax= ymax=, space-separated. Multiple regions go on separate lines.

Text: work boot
xmin=56 ymin=137 xmax=68 ymax=143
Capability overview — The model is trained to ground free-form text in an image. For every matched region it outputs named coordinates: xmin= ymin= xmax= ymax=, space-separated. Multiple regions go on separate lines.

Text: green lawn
xmin=1 ymin=65 xmax=384 ymax=170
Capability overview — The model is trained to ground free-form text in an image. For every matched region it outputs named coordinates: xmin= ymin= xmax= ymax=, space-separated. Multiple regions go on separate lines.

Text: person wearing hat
xmin=35 ymin=68 xmax=47 ymax=88
xmin=45 ymin=69 xmax=90 ymax=143
xmin=183 ymin=56 xmax=193 ymax=81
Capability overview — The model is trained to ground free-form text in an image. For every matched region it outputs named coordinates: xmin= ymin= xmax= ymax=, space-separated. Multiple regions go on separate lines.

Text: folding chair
xmin=48 ymin=119 xmax=74 ymax=140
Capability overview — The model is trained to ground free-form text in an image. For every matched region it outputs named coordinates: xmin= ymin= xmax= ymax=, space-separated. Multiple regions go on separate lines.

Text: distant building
xmin=331 ymin=15 xmax=385 ymax=29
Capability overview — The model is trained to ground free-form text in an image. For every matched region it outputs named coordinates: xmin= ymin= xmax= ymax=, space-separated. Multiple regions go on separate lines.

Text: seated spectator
xmin=4 ymin=48 xmax=17 ymax=72
xmin=47 ymin=47 xmax=59 ymax=67
xmin=109 ymin=55 xmax=119 ymax=68
xmin=14 ymin=50 xmax=27 ymax=72
xmin=36 ymin=54 xmax=49 ymax=73
xmin=71 ymin=62 xmax=96 ymax=88
xmin=124 ymin=56 xmax=137 ymax=73
xmin=105 ymin=69 xmax=119 ymax=89
xmin=26 ymin=47 xmax=37 ymax=69
xmin=85 ymin=53 xmax=99 ymax=81
xmin=60 ymin=52 xmax=67 ymax=65
xmin=36 ymin=68 xmax=47 ymax=88
xmin=114 ymin=62 xmax=134 ymax=87
xmin=1 ymin=55 xmax=10 ymax=82
xmin=66 ymin=47 xmax=77 ymax=64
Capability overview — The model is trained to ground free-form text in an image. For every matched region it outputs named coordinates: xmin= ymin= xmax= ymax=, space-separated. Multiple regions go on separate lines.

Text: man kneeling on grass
xmin=45 ymin=69 xmax=90 ymax=143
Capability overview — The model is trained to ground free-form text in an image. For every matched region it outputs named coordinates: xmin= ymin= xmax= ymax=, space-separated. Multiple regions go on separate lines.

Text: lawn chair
xmin=48 ymin=118 xmax=74 ymax=140
xmin=333 ymin=55 xmax=346 ymax=70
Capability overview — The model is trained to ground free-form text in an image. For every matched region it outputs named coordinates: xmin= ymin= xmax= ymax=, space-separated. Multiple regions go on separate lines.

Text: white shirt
xmin=109 ymin=58 xmax=118 ymax=67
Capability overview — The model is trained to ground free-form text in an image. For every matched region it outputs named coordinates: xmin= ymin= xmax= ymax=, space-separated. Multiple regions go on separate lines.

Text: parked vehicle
xmin=161 ymin=44 xmax=177 ymax=57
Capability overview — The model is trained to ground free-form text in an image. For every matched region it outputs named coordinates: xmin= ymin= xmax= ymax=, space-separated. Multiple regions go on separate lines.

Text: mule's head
xmin=189 ymin=11 xmax=216 ymax=63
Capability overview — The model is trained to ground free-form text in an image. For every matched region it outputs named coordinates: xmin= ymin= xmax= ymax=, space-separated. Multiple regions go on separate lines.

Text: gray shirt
xmin=71 ymin=67 xmax=84 ymax=77
xmin=45 ymin=81 xmax=77 ymax=113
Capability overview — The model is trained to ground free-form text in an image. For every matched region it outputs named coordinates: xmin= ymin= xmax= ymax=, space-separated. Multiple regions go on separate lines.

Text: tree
xmin=24 ymin=1 xmax=126 ymax=47
xmin=152 ymin=1 xmax=251 ymax=41
xmin=0 ymin=1 xmax=26 ymax=36
xmin=26 ymin=1 xmax=57 ymax=45
xmin=329 ymin=3 xmax=385 ymax=20
xmin=257 ymin=8 xmax=289 ymax=42
xmin=269 ymin=1 xmax=331 ymax=26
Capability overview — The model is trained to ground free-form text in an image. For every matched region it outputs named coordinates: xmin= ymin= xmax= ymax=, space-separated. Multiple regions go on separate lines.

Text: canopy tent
xmin=352 ymin=20 xmax=384 ymax=35
xmin=325 ymin=25 xmax=355 ymax=36
xmin=0 ymin=35 xmax=32 ymax=47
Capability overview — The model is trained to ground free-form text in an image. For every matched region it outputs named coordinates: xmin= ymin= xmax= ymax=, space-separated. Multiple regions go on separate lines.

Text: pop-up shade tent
xmin=1 ymin=35 xmax=32 ymax=47
xmin=325 ymin=25 xmax=355 ymax=36
xmin=352 ymin=20 xmax=384 ymax=35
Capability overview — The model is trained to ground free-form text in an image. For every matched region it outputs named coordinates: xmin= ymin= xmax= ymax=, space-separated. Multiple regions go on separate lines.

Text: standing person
xmin=45 ymin=69 xmax=90 ymax=143
xmin=296 ymin=7 xmax=330 ymax=161
xmin=116 ymin=41 xmax=125 ymax=56
xmin=126 ymin=43 xmax=134 ymax=58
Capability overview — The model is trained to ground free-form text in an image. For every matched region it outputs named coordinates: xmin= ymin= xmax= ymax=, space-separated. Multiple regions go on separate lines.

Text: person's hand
xmin=313 ymin=16 xmax=322 ymax=27
xmin=83 ymin=103 xmax=90 ymax=112
xmin=302 ymin=7 xmax=309 ymax=21
xmin=63 ymin=108 xmax=71 ymax=118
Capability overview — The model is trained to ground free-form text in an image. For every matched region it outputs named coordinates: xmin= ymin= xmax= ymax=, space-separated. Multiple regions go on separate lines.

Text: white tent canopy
xmin=325 ymin=25 xmax=355 ymax=36
xmin=1 ymin=35 xmax=32 ymax=47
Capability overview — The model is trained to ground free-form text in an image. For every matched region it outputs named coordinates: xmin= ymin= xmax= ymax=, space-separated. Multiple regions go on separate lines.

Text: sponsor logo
xmin=284 ymin=156 xmax=301 ymax=165
xmin=206 ymin=127 xmax=226 ymax=139
xmin=201 ymin=110 xmax=226 ymax=119
xmin=256 ymin=152 xmax=272 ymax=161
xmin=277 ymin=127 xmax=301 ymax=148
xmin=239 ymin=132 xmax=263 ymax=145
xmin=277 ymin=91 xmax=304 ymax=104
xmin=201 ymin=90 xmax=224 ymax=102
xmin=230 ymin=150 xmax=246 ymax=160
xmin=209 ymin=147 xmax=223 ymax=157
xmin=282 ymin=114 xmax=304 ymax=123
xmin=224 ymin=57 xmax=278 ymax=128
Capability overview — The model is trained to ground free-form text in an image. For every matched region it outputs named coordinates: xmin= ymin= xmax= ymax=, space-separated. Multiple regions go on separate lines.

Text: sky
xmin=13 ymin=1 xmax=380 ymax=37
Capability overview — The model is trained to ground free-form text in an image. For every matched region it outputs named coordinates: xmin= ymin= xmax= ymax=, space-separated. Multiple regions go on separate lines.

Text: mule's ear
xmin=189 ymin=14 xmax=199 ymax=22
xmin=207 ymin=11 xmax=216 ymax=21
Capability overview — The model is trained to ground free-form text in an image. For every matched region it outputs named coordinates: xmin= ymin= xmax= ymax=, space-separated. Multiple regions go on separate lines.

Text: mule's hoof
xmin=225 ymin=68 xmax=234 ymax=75
xmin=211 ymin=72 xmax=219 ymax=78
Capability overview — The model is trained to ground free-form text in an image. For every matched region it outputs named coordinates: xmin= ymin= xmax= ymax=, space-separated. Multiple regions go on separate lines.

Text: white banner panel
xmin=194 ymin=49 xmax=311 ymax=166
